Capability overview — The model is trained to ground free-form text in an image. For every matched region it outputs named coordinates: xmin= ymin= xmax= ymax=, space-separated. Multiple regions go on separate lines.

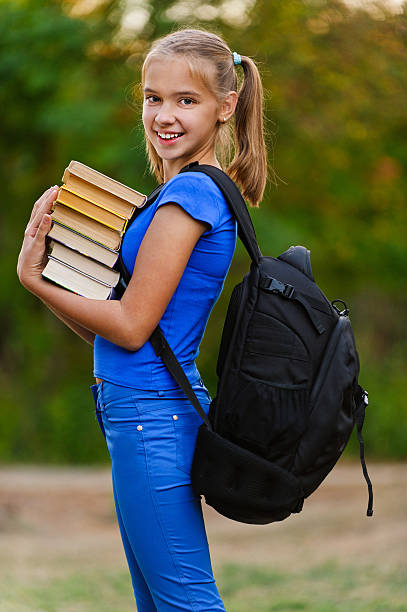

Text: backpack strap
xmin=114 ymin=170 xmax=215 ymax=429
xmin=149 ymin=327 xmax=213 ymax=430
xmin=259 ymin=275 xmax=326 ymax=335
xmin=354 ymin=385 xmax=374 ymax=516
xmin=179 ymin=162 xmax=262 ymax=264
xmin=115 ymin=162 xmax=260 ymax=429
xmin=115 ymin=183 xmax=164 ymax=296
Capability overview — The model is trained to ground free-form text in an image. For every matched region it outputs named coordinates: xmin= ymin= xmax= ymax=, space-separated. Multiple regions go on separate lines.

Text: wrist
xmin=21 ymin=272 xmax=46 ymax=296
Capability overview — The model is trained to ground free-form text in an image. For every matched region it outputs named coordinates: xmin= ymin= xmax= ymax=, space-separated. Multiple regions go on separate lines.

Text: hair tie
xmin=232 ymin=51 xmax=242 ymax=66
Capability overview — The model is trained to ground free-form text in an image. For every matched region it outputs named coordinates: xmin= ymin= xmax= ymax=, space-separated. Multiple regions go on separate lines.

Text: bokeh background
xmin=1 ymin=2 xmax=407 ymax=610
xmin=1 ymin=0 xmax=406 ymax=463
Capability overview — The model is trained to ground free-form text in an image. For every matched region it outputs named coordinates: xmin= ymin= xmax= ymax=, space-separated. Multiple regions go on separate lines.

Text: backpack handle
xmin=179 ymin=163 xmax=262 ymax=265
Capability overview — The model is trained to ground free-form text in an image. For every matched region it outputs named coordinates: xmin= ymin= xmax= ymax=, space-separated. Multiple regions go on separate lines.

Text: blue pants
xmin=90 ymin=380 xmax=226 ymax=611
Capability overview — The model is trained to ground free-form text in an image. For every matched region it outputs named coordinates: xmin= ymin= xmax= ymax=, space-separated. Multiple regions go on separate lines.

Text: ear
xmin=218 ymin=91 xmax=238 ymax=123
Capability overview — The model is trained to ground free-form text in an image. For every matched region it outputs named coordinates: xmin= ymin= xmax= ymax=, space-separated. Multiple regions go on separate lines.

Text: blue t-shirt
xmin=93 ymin=171 xmax=237 ymax=389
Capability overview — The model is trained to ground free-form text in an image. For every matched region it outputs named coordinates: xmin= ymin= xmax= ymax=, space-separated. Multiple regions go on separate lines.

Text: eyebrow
xmin=143 ymin=87 xmax=202 ymax=98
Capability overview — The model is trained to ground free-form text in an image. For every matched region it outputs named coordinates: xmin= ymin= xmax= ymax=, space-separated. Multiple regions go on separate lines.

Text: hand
xmin=17 ymin=185 xmax=59 ymax=291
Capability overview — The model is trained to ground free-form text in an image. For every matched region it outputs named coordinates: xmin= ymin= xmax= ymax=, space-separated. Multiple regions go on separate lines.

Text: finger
xmin=27 ymin=185 xmax=59 ymax=226
xmin=28 ymin=186 xmax=54 ymax=224
xmin=38 ymin=185 xmax=59 ymax=218
xmin=26 ymin=187 xmax=59 ymax=236
xmin=32 ymin=213 xmax=52 ymax=243
xmin=26 ymin=208 xmax=50 ymax=239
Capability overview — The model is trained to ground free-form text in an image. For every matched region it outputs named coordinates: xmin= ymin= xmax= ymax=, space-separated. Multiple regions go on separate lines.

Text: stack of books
xmin=42 ymin=160 xmax=146 ymax=299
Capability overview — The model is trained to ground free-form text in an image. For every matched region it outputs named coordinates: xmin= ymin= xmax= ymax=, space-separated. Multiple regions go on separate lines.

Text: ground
xmin=0 ymin=462 xmax=405 ymax=611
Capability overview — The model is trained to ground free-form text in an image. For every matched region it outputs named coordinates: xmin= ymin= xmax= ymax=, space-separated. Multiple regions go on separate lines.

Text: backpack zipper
xmin=309 ymin=315 xmax=345 ymax=410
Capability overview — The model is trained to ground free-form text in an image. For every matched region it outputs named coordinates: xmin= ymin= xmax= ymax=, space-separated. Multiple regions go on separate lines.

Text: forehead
xmin=143 ymin=56 xmax=215 ymax=95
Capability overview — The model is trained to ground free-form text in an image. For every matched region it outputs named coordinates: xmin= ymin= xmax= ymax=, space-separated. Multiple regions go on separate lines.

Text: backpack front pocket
xmin=241 ymin=311 xmax=311 ymax=386
xmin=223 ymin=375 xmax=309 ymax=470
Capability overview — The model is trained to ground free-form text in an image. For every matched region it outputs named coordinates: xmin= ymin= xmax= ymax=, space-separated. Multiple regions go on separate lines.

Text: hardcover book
xmin=56 ymin=186 xmax=128 ymax=233
xmin=42 ymin=258 xmax=114 ymax=300
xmin=47 ymin=241 xmax=120 ymax=287
xmin=47 ymin=222 xmax=119 ymax=268
xmin=51 ymin=203 xmax=122 ymax=251
xmin=42 ymin=160 xmax=147 ymax=299
xmin=62 ymin=160 xmax=146 ymax=217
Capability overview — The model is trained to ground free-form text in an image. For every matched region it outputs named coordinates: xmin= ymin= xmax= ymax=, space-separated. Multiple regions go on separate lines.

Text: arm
xmin=17 ymin=187 xmax=208 ymax=351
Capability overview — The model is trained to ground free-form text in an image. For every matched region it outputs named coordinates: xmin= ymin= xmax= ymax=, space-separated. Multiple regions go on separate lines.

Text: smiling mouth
xmin=156 ymin=131 xmax=184 ymax=143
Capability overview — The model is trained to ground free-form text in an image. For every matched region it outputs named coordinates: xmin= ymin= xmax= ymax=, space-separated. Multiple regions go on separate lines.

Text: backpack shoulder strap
xmin=114 ymin=175 xmax=213 ymax=428
xmin=115 ymin=182 xmax=164 ymax=292
xmin=114 ymin=163 xmax=260 ymax=427
xmin=179 ymin=162 xmax=262 ymax=264
xmin=149 ymin=326 xmax=213 ymax=430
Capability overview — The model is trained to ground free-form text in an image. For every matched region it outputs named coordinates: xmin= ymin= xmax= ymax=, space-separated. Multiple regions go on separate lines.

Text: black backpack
xmin=116 ymin=162 xmax=373 ymax=524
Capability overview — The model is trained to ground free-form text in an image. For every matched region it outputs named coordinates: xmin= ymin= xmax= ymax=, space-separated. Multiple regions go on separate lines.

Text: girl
xmin=17 ymin=28 xmax=267 ymax=611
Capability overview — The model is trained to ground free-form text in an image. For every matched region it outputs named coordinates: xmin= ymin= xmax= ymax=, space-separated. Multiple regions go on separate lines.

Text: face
xmin=142 ymin=56 xmax=223 ymax=178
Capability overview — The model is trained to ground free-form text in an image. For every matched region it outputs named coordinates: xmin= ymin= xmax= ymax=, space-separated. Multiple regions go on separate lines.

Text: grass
xmin=0 ymin=561 xmax=406 ymax=612
xmin=218 ymin=562 xmax=407 ymax=611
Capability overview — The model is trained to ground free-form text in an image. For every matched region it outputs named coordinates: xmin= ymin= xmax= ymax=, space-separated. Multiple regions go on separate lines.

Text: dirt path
xmin=0 ymin=462 xmax=405 ymax=581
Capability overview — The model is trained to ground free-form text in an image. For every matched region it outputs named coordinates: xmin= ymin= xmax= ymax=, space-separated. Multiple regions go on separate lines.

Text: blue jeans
xmin=90 ymin=380 xmax=226 ymax=612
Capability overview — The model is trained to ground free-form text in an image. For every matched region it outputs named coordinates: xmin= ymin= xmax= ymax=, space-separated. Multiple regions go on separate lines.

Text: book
xmin=42 ymin=258 xmax=114 ymax=300
xmin=43 ymin=160 xmax=146 ymax=299
xmin=62 ymin=160 xmax=146 ymax=218
xmin=48 ymin=240 xmax=120 ymax=287
xmin=47 ymin=222 xmax=119 ymax=268
xmin=56 ymin=186 xmax=128 ymax=232
xmin=51 ymin=203 xmax=122 ymax=250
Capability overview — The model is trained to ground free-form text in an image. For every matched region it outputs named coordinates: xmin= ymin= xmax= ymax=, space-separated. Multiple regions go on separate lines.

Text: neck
xmin=163 ymin=153 xmax=221 ymax=183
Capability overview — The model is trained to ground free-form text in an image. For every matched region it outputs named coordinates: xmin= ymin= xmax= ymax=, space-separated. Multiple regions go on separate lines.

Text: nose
xmin=154 ymin=102 xmax=176 ymax=126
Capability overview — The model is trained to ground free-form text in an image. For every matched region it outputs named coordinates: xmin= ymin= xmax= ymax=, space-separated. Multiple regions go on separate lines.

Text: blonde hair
xmin=141 ymin=28 xmax=269 ymax=208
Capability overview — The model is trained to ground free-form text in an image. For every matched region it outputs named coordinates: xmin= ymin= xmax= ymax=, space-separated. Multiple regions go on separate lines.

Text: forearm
xmin=26 ymin=277 xmax=138 ymax=350
xmin=17 ymin=187 xmax=139 ymax=350
xmin=42 ymin=300 xmax=96 ymax=346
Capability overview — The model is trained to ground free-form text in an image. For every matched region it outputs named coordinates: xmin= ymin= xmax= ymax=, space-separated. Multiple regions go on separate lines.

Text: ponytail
xmin=227 ymin=56 xmax=267 ymax=208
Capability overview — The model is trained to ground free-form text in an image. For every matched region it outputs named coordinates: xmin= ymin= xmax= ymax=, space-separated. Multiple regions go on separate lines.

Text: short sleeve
xmin=155 ymin=173 xmax=221 ymax=232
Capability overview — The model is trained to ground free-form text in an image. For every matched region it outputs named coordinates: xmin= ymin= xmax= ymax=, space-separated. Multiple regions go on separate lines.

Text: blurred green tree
xmin=0 ymin=0 xmax=149 ymax=462
xmin=1 ymin=0 xmax=406 ymax=462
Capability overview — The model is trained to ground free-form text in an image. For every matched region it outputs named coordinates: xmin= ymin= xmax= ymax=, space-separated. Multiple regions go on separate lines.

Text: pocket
xmin=222 ymin=376 xmax=309 ymax=470
xmin=103 ymin=398 xmax=142 ymax=433
xmin=241 ymin=311 xmax=311 ymax=386
xmin=173 ymin=410 xmax=204 ymax=474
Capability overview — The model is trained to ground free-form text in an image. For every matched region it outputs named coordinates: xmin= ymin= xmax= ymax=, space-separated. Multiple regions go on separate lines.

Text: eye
xmin=180 ymin=98 xmax=195 ymax=106
xmin=145 ymin=95 xmax=160 ymax=104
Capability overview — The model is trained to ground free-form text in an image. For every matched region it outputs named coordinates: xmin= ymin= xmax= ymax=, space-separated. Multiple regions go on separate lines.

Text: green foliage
xmin=1 ymin=0 xmax=406 ymax=462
